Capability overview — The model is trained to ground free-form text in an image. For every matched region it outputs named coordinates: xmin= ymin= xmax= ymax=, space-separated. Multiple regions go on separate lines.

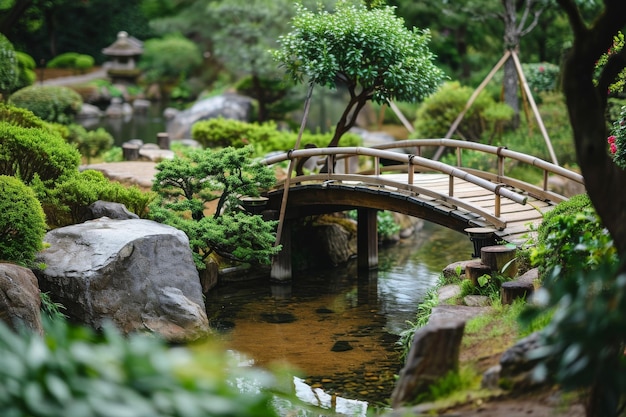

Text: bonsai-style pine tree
xmin=272 ymin=0 xmax=445 ymax=147
xmin=150 ymin=146 xmax=280 ymax=267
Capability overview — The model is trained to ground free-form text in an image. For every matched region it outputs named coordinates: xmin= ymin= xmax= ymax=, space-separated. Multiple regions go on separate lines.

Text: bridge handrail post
xmin=495 ymin=194 xmax=501 ymax=217
xmin=456 ymin=147 xmax=462 ymax=167
xmin=327 ymin=154 xmax=335 ymax=174
xmin=449 ymin=175 xmax=454 ymax=197
xmin=344 ymin=155 xmax=351 ymax=174
xmin=408 ymin=155 xmax=415 ymax=185
xmin=496 ymin=146 xmax=507 ymax=180
xmin=374 ymin=156 xmax=380 ymax=176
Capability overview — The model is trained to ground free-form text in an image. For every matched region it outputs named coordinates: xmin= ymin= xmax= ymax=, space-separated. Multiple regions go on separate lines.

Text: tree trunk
xmin=557 ymin=1 xmax=626 ymax=415
xmin=251 ymin=73 xmax=267 ymax=122
xmin=502 ymin=56 xmax=520 ymax=127
xmin=327 ymin=88 xmax=370 ymax=148
xmin=502 ymin=0 xmax=521 ymax=127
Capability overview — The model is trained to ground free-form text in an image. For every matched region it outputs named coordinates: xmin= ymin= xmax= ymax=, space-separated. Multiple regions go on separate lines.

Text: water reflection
xmin=206 ymin=221 xmax=473 ymax=415
xmin=78 ymin=103 xmax=167 ymax=147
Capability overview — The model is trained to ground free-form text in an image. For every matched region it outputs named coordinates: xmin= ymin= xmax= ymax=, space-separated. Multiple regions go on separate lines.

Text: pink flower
xmin=538 ymin=66 xmax=545 ymax=73
xmin=611 ymin=143 xmax=618 ymax=154
xmin=608 ymin=135 xmax=616 ymax=144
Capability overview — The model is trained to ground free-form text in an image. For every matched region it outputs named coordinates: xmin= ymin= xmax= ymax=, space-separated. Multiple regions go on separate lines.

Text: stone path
xmin=42 ymin=68 xmax=108 ymax=86
xmin=83 ymin=162 xmax=157 ymax=189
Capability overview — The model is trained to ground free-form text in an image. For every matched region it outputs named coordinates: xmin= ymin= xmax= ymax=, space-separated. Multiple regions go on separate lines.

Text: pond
xmin=79 ymin=102 xmax=167 ymax=147
xmin=205 ymin=221 xmax=473 ymax=416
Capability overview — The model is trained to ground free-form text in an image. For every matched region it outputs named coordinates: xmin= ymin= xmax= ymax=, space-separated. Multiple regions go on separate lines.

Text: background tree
xmin=139 ymin=33 xmax=203 ymax=97
xmin=1 ymin=0 xmax=152 ymax=65
xmin=523 ymin=1 xmax=626 ymax=416
xmin=204 ymin=0 xmax=294 ymax=122
xmin=499 ymin=0 xmax=548 ymax=126
xmin=273 ymin=1 xmax=445 ymax=147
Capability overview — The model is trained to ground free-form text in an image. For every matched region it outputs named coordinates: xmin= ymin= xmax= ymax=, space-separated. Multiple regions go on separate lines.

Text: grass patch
xmin=415 ymin=366 xmax=481 ymax=404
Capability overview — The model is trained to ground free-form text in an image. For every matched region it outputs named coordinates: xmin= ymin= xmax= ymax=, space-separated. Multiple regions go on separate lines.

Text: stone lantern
xmin=102 ymin=31 xmax=143 ymax=83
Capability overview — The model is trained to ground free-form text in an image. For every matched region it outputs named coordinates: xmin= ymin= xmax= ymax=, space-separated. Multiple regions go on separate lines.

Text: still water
xmin=80 ymin=103 xmax=167 ymax=147
xmin=205 ymin=221 xmax=473 ymax=415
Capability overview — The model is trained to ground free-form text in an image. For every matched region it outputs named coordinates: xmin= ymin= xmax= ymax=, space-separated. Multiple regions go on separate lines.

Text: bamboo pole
xmin=388 ymin=100 xmax=415 ymax=133
xmin=274 ymin=83 xmax=314 ymax=247
xmin=433 ymin=50 xmax=512 ymax=161
xmin=510 ymin=50 xmax=559 ymax=165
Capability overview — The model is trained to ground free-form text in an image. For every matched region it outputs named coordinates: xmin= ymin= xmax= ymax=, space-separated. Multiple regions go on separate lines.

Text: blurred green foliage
xmin=0 ymin=318 xmax=283 ymax=417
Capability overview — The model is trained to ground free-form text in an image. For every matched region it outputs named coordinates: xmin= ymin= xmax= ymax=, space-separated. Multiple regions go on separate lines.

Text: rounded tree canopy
xmin=272 ymin=1 xmax=446 ymax=104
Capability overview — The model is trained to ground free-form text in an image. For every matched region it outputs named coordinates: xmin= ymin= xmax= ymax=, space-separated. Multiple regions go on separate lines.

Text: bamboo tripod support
xmin=424 ymin=49 xmax=559 ymax=166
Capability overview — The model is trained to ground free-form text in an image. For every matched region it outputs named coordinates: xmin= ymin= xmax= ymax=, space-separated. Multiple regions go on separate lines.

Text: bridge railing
xmin=261 ymin=146 xmax=534 ymax=229
xmin=366 ymin=138 xmax=584 ymax=203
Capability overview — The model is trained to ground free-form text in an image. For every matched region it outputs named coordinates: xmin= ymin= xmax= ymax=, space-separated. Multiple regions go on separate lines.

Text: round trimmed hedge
xmin=8 ymin=85 xmax=82 ymax=124
xmin=0 ymin=121 xmax=81 ymax=186
xmin=0 ymin=175 xmax=47 ymax=266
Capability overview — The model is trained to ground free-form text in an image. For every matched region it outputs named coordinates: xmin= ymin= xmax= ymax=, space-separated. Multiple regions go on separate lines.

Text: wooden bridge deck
xmin=374 ymin=173 xmax=552 ymax=245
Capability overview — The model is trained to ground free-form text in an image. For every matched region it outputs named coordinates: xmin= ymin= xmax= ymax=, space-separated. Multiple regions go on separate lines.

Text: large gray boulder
xmin=166 ymin=93 xmax=253 ymax=139
xmin=0 ymin=263 xmax=43 ymax=335
xmin=34 ymin=218 xmax=209 ymax=342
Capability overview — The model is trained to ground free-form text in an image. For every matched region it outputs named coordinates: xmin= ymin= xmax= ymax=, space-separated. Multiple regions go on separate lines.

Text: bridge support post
xmin=271 ymin=220 xmax=292 ymax=281
xmin=357 ymin=208 xmax=378 ymax=270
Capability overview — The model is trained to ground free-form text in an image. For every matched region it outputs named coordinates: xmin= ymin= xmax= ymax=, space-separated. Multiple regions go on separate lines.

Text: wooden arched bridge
xmin=259 ymin=139 xmax=584 ymax=280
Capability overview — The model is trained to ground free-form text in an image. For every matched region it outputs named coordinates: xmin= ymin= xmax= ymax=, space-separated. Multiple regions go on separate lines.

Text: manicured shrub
xmin=0 ymin=175 xmax=47 ymax=266
xmin=412 ymin=81 xmax=513 ymax=142
xmin=191 ymin=117 xmax=362 ymax=155
xmin=531 ymin=194 xmax=617 ymax=280
xmin=9 ymin=85 xmax=83 ymax=124
xmin=65 ymin=124 xmax=114 ymax=163
xmin=537 ymin=193 xmax=592 ymax=243
xmin=14 ymin=51 xmax=36 ymax=91
xmin=73 ymin=54 xmax=95 ymax=73
xmin=0 ymin=102 xmax=48 ymax=129
xmin=46 ymin=52 xmax=95 ymax=72
xmin=0 ymin=34 xmax=18 ymax=97
xmin=0 ymin=120 xmax=81 ymax=186
xmin=0 ymin=318 xmax=282 ymax=417
xmin=192 ymin=118 xmax=279 ymax=149
xmin=43 ymin=170 xmax=155 ymax=227
xmin=150 ymin=146 xmax=279 ymax=268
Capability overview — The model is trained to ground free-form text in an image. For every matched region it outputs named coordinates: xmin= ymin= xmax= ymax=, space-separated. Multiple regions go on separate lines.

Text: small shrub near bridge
xmin=412 ymin=81 xmax=514 ymax=143
xmin=191 ymin=117 xmax=362 ymax=155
